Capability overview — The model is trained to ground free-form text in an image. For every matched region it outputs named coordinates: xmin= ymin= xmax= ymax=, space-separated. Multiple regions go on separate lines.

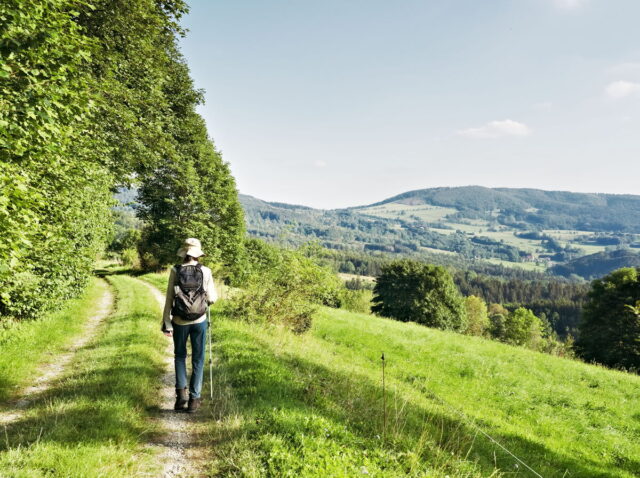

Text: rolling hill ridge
xmin=240 ymin=186 xmax=640 ymax=279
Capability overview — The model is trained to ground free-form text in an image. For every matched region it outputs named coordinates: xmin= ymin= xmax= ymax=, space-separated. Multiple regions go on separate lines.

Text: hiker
xmin=162 ymin=238 xmax=217 ymax=413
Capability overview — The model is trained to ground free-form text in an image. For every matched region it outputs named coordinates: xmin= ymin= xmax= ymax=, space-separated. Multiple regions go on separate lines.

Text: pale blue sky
xmin=179 ymin=0 xmax=640 ymax=209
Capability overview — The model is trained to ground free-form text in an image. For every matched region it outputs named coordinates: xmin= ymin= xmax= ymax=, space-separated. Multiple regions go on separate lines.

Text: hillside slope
xmin=552 ymin=249 xmax=640 ymax=279
xmin=364 ymin=186 xmax=640 ymax=233
xmin=206 ymin=306 xmax=640 ymax=477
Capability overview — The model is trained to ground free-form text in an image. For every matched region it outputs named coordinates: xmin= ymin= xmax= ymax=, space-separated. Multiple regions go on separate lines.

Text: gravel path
xmin=0 ymin=280 xmax=114 ymax=426
xmin=141 ymin=279 xmax=209 ymax=478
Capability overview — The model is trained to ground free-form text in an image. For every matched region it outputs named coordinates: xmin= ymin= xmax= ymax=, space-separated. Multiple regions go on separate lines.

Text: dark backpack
xmin=171 ymin=264 xmax=208 ymax=321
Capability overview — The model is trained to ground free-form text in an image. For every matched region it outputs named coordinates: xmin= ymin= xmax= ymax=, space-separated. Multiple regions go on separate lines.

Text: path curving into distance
xmin=0 ymin=280 xmax=114 ymax=426
xmin=139 ymin=278 xmax=209 ymax=478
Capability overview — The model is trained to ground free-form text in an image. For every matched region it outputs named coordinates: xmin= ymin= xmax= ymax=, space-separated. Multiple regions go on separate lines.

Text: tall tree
xmin=463 ymin=295 xmax=490 ymax=336
xmin=575 ymin=267 xmax=640 ymax=370
xmin=372 ymin=260 xmax=466 ymax=331
xmin=0 ymin=0 xmax=244 ymax=319
xmin=136 ymin=44 xmax=245 ymax=277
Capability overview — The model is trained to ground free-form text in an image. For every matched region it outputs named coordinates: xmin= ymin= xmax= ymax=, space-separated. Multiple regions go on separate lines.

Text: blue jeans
xmin=172 ymin=320 xmax=207 ymax=399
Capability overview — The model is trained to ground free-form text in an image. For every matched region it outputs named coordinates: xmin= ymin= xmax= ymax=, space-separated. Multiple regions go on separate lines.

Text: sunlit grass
xmin=143 ymin=270 xmax=640 ymax=477
xmin=206 ymin=307 xmax=640 ymax=477
xmin=0 ymin=275 xmax=167 ymax=477
xmin=0 ymin=278 xmax=107 ymax=404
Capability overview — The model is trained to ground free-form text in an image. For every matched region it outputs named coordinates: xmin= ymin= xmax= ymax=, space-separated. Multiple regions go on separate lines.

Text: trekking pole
xmin=381 ymin=352 xmax=387 ymax=443
xmin=207 ymin=305 xmax=213 ymax=401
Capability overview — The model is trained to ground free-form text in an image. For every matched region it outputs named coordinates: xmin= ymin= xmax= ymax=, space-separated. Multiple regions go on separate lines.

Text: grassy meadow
xmin=144 ymin=270 xmax=639 ymax=477
xmin=0 ymin=275 xmax=168 ymax=477
xmin=0 ymin=260 xmax=632 ymax=476
xmin=201 ymin=308 xmax=639 ymax=477
xmin=359 ymin=204 xmax=458 ymax=222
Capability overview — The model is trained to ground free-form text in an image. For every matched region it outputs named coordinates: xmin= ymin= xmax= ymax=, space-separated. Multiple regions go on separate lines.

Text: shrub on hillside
xmin=463 ymin=295 xmax=490 ymax=336
xmin=225 ymin=240 xmax=341 ymax=333
xmin=488 ymin=305 xmax=563 ymax=352
xmin=371 ymin=260 xmax=467 ymax=331
xmin=121 ymin=249 xmax=140 ymax=268
xmin=339 ymin=289 xmax=373 ymax=314
xmin=502 ymin=307 xmax=544 ymax=349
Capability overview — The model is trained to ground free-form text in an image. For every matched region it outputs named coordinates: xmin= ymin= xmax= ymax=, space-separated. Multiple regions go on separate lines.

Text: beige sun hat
xmin=177 ymin=238 xmax=205 ymax=258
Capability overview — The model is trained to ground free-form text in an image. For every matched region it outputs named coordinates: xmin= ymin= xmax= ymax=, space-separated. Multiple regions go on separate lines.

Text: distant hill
xmin=551 ymin=249 xmax=640 ymax=279
xmin=240 ymin=186 xmax=640 ymax=278
xmin=361 ymin=186 xmax=640 ymax=233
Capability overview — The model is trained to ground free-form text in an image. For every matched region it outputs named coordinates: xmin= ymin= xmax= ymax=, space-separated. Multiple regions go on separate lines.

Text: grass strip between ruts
xmin=0 ymin=275 xmax=168 ymax=477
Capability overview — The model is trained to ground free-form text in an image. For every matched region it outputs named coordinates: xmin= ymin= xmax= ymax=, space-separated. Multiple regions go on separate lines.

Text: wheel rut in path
xmin=140 ymin=279 xmax=210 ymax=478
xmin=0 ymin=280 xmax=114 ymax=426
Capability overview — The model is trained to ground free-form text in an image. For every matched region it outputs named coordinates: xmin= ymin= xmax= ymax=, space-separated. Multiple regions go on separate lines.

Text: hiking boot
xmin=187 ymin=397 xmax=202 ymax=414
xmin=174 ymin=387 xmax=188 ymax=411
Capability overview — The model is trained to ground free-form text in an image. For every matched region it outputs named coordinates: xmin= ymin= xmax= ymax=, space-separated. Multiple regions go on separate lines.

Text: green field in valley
xmin=359 ymin=203 xmax=458 ymax=222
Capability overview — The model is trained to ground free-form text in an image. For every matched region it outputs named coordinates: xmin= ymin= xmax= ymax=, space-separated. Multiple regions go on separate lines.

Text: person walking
xmin=162 ymin=238 xmax=217 ymax=413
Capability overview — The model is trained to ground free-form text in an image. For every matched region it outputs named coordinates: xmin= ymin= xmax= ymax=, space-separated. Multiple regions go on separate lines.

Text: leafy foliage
xmin=501 ymin=307 xmax=544 ymax=348
xmin=1 ymin=0 xmax=244 ymax=319
xmin=463 ymin=295 xmax=490 ymax=336
xmin=225 ymin=240 xmax=342 ymax=333
xmin=575 ymin=267 xmax=640 ymax=370
xmin=372 ymin=260 xmax=466 ymax=331
xmin=338 ymin=289 xmax=373 ymax=314
xmin=0 ymin=0 xmax=250 ymax=320
xmin=454 ymin=270 xmax=588 ymax=337
xmin=135 ymin=45 xmax=245 ymax=276
xmin=0 ymin=0 xmax=113 ymax=318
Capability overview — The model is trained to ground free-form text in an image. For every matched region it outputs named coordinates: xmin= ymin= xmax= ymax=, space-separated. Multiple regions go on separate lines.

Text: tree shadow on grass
xmin=94 ymin=267 xmax=146 ymax=278
xmin=0 ymin=317 xmax=209 ymax=460
xmin=0 ymin=376 xmax=18 ymax=406
xmin=211 ymin=324 xmax=638 ymax=478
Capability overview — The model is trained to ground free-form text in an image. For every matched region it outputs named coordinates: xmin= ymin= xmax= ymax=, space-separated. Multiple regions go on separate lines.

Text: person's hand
xmin=163 ymin=330 xmax=173 ymax=337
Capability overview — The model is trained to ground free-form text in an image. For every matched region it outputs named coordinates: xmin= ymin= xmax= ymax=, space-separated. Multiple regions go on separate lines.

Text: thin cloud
xmin=552 ymin=0 xmax=587 ymax=10
xmin=533 ymin=101 xmax=553 ymax=111
xmin=607 ymin=62 xmax=640 ymax=77
xmin=605 ymin=80 xmax=640 ymax=100
xmin=313 ymin=160 xmax=328 ymax=168
xmin=458 ymin=120 xmax=532 ymax=139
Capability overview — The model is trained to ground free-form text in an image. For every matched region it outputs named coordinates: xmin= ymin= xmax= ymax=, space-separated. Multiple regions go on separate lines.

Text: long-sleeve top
xmin=162 ymin=261 xmax=217 ymax=332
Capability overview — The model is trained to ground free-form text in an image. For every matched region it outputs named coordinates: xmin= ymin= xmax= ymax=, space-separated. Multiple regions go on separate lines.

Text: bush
xmin=226 ymin=241 xmax=341 ymax=333
xmin=121 ymin=248 xmax=140 ymax=268
xmin=463 ymin=295 xmax=490 ymax=336
xmin=339 ymin=289 xmax=373 ymax=314
xmin=503 ymin=307 xmax=544 ymax=349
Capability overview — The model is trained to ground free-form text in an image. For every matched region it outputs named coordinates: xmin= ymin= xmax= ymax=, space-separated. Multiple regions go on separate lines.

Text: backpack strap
xmin=195 ymin=263 xmax=204 ymax=291
xmin=173 ymin=264 xmax=183 ymax=295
